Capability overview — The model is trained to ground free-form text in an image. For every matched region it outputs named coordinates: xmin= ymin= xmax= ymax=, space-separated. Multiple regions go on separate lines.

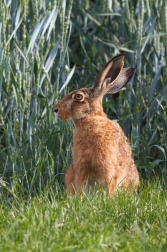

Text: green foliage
xmin=0 ymin=0 xmax=74 ymax=196
xmin=0 ymin=182 xmax=167 ymax=251
xmin=0 ymin=0 xmax=167 ymax=199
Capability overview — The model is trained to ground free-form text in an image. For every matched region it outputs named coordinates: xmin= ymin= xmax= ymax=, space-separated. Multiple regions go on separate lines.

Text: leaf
xmin=141 ymin=18 xmax=156 ymax=54
xmin=40 ymin=40 xmax=60 ymax=85
xmin=86 ymin=13 xmax=101 ymax=26
xmin=151 ymin=145 xmax=167 ymax=159
xmin=44 ymin=40 xmax=59 ymax=73
xmin=155 ymin=98 xmax=164 ymax=110
xmin=6 ymin=16 xmax=24 ymax=47
xmin=148 ymin=64 xmax=163 ymax=100
xmin=42 ymin=5 xmax=58 ymax=39
xmin=59 ymin=65 xmax=76 ymax=92
xmin=97 ymin=38 xmax=116 ymax=49
xmin=93 ymin=12 xmax=122 ymax=16
xmin=148 ymin=129 xmax=157 ymax=145
xmin=27 ymin=5 xmax=58 ymax=54
xmin=10 ymin=65 xmax=18 ymax=90
xmin=4 ymin=0 xmax=11 ymax=7
xmin=13 ymin=38 xmax=29 ymax=65
xmin=97 ymin=38 xmax=134 ymax=52
xmin=14 ymin=4 xmax=21 ymax=27
xmin=152 ymin=159 xmax=163 ymax=167
xmin=119 ymin=47 xmax=134 ymax=53
xmin=0 ymin=43 xmax=3 ymax=64
xmin=12 ymin=84 xmax=18 ymax=106
xmin=27 ymin=14 xmax=49 ymax=54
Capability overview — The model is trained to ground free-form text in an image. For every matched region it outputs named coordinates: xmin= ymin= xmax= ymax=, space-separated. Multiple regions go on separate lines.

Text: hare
xmin=54 ymin=54 xmax=139 ymax=197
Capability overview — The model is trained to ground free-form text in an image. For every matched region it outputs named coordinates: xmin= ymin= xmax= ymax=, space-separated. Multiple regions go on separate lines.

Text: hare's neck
xmin=74 ymin=113 xmax=107 ymax=128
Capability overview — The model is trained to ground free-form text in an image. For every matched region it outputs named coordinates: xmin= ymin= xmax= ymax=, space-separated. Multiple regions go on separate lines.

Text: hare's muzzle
xmin=54 ymin=103 xmax=59 ymax=113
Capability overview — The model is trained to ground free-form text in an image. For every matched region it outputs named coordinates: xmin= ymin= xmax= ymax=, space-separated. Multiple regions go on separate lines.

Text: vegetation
xmin=0 ymin=182 xmax=167 ymax=251
xmin=0 ymin=0 xmax=167 ymax=250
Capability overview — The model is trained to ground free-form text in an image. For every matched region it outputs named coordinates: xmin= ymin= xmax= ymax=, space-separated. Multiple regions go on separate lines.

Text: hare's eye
xmin=74 ymin=94 xmax=84 ymax=101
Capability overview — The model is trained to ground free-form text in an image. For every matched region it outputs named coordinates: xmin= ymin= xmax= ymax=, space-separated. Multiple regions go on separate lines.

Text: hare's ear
xmin=106 ymin=67 xmax=136 ymax=94
xmin=94 ymin=54 xmax=135 ymax=95
xmin=94 ymin=54 xmax=125 ymax=90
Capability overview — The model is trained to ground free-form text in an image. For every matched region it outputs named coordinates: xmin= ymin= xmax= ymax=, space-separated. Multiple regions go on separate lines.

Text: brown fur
xmin=54 ymin=54 xmax=139 ymax=197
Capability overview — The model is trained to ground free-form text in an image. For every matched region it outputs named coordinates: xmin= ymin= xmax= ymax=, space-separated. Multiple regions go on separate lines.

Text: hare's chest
xmin=73 ymin=124 xmax=118 ymax=155
xmin=73 ymin=131 xmax=110 ymax=168
xmin=73 ymin=129 xmax=104 ymax=155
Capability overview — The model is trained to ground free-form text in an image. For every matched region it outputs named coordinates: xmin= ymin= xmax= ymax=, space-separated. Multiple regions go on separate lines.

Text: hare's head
xmin=54 ymin=54 xmax=135 ymax=122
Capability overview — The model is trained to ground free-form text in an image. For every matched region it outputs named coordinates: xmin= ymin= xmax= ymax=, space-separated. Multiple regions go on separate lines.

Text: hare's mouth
xmin=55 ymin=110 xmax=72 ymax=122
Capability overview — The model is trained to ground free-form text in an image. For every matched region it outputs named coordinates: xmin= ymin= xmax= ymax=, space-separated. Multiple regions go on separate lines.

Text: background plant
xmin=0 ymin=0 xmax=167 ymax=200
xmin=0 ymin=0 xmax=74 ymax=197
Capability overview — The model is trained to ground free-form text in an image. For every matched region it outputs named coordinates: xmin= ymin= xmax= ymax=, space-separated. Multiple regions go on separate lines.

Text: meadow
xmin=0 ymin=0 xmax=167 ymax=250
xmin=0 ymin=182 xmax=167 ymax=251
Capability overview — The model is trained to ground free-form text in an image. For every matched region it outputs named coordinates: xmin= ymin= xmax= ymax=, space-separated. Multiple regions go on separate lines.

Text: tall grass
xmin=0 ymin=0 xmax=74 ymax=198
xmin=0 ymin=0 xmax=167 ymax=200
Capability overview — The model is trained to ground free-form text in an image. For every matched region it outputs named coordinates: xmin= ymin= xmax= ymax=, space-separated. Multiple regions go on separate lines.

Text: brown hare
xmin=54 ymin=54 xmax=139 ymax=197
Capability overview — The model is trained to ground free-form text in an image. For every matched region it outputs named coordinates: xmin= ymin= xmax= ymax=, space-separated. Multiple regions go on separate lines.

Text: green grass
xmin=0 ymin=182 xmax=167 ymax=252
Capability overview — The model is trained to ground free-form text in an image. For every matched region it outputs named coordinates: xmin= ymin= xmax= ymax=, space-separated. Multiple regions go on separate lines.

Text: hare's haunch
xmin=54 ymin=54 xmax=139 ymax=197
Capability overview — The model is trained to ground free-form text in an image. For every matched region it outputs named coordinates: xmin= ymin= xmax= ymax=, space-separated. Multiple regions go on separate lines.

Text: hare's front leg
xmin=64 ymin=163 xmax=75 ymax=194
xmin=65 ymin=163 xmax=86 ymax=196
xmin=106 ymin=175 xmax=117 ymax=198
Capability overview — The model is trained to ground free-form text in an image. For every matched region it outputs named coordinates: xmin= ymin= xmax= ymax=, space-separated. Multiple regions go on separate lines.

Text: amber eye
xmin=74 ymin=93 xmax=84 ymax=101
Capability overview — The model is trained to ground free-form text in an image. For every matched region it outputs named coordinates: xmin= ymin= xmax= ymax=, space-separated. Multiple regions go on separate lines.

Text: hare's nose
xmin=54 ymin=108 xmax=58 ymax=113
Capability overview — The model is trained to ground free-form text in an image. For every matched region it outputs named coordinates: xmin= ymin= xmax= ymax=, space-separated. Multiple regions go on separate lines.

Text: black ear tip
xmin=131 ymin=67 xmax=136 ymax=75
xmin=128 ymin=67 xmax=136 ymax=76
xmin=112 ymin=54 xmax=125 ymax=61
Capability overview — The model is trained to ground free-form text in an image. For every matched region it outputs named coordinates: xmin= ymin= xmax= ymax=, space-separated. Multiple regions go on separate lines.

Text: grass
xmin=0 ymin=181 xmax=167 ymax=251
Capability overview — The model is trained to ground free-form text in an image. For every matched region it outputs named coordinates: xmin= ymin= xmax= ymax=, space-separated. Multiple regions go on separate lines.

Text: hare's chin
xmin=58 ymin=114 xmax=87 ymax=122
xmin=58 ymin=115 xmax=72 ymax=121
